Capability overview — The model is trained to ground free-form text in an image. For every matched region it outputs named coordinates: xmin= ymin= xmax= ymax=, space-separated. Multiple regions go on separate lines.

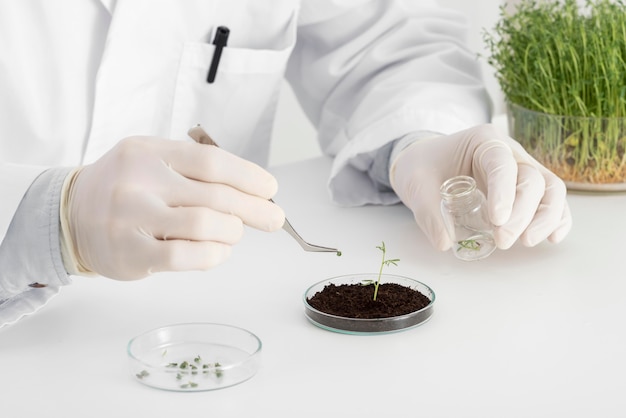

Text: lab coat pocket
xmin=170 ymin=13 xmax=297 ymax=166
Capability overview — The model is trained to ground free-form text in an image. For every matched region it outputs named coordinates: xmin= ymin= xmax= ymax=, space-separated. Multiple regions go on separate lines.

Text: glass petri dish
xmin=127 ymin=323 xmax=261 ymax=391
xmin=303 ymin=274 xmax=435 ymax=335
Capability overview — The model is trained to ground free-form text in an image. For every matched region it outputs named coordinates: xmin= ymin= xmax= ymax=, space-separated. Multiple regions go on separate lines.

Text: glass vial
xmin=440 ymin=176 xmax=496 ymax=261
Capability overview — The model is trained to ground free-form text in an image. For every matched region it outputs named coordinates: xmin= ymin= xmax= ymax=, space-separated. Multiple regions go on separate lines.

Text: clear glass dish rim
xmin=303 ymin=273 xmax=436 ymax=324
xmin=126 ymin=322 xmax=262 ymax=371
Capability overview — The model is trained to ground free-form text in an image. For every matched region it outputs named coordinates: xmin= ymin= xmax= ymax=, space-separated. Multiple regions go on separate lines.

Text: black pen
xmin=207 ymin=26 xmax=230 ymax=83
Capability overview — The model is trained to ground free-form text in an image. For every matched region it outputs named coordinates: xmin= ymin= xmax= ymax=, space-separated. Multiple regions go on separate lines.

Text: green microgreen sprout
xmin=372 ymin=241 xmax=400 ymax=301
xmin=172 ymin=356 xmax=223 ymax=388
xmin=458 ymin=239 xmax=481 ymax=252
xmin=140 ymin=353 xmax=225 ymax=389
xmin=214 ymin=362 xmax=224 ymax=378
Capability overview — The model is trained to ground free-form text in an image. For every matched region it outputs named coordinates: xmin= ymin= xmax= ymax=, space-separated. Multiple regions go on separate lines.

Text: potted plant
xmin=484 ymin=0 xmax=626 ymax=191
xmin=303 ymin=242 xmax=435 ymax=334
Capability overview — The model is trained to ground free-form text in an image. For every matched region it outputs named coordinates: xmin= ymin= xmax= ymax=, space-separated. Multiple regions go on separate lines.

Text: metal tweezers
xmin=188 ymin=125 xmax=341 ymax=255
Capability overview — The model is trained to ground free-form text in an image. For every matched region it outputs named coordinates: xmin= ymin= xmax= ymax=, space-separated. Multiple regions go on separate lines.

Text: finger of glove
xmin=493 ymin=164 xmax=545 ymax=249
xmin=149 ymin=240 xmax=233 ymax=274
xmin=518 ymin=171 xmax=570 ymax=246
xmin=167 ymin=142 xmax=278 ymax=199
xmin=416 ymin=209 xmax=454 ymax=251
xmin=165 ymin=181 xmax=285 ymax=232
xmin=82 ymin=225 xmax=235 ymax=280
xmin=145 ymin=206 xmax=245 ymax=244
xmin=473 ymin=140 xmax=518 ymax=226
xmin=403 ymin=180 xmax=453 ymax=251
xmin=547 ymin=203 xmax=572 ymax=244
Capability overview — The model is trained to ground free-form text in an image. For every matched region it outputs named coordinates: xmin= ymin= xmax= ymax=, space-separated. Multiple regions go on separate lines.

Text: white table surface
xmin=2 ymin=156 xmax=625 ymax=417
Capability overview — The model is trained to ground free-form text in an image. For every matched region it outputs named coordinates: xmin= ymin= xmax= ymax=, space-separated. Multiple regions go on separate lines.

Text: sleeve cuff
xmin=0 ymin=167 xmax=74 ymax=327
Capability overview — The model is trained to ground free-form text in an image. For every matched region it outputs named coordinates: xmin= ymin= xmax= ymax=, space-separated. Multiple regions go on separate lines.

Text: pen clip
xmin=188 ymin=124 xmax=217 ymax=146
xmin=207 ymin=26 xmax=230 ymax=83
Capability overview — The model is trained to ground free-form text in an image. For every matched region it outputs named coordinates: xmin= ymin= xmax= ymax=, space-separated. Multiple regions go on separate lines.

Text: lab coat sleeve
xmin=0 ymin=168 xmax=72 ymax=328
xmin=286 ymin=0 xmax=492 ymax=206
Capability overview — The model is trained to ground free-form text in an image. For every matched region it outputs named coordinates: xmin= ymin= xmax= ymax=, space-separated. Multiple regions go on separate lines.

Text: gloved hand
xmin=390 ymin=124 xmax=572 ymax=251
xmin=60 ymin=136 xmax=285 ymax=280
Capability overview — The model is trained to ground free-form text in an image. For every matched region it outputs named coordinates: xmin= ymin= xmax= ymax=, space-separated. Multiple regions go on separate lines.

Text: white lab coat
xmin=0 ymin=0 xmax=489 ymax=322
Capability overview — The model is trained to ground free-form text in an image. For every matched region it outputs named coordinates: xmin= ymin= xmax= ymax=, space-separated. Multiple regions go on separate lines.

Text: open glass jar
xmin=440 ymin=175 xmax=496 ymax=261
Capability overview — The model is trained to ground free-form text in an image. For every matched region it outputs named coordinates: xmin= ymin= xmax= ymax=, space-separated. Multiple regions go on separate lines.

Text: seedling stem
xmin=373 ymin=241 xmax=400 ymax=301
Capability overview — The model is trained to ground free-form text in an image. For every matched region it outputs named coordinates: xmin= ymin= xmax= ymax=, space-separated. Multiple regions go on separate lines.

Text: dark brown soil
xmin=307 ymin=282 xmax=431 ymax=319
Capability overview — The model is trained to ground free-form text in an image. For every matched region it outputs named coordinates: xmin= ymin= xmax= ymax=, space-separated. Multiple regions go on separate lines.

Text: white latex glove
xmin=60 ymin=136 xmax=285 ymax=280
xmin=390 ymin=124 xmax=572 ymax=251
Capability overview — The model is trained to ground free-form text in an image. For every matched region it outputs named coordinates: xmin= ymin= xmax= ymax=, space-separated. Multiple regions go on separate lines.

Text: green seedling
xmin=373 ymin=241 xmax=400 ymax=301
